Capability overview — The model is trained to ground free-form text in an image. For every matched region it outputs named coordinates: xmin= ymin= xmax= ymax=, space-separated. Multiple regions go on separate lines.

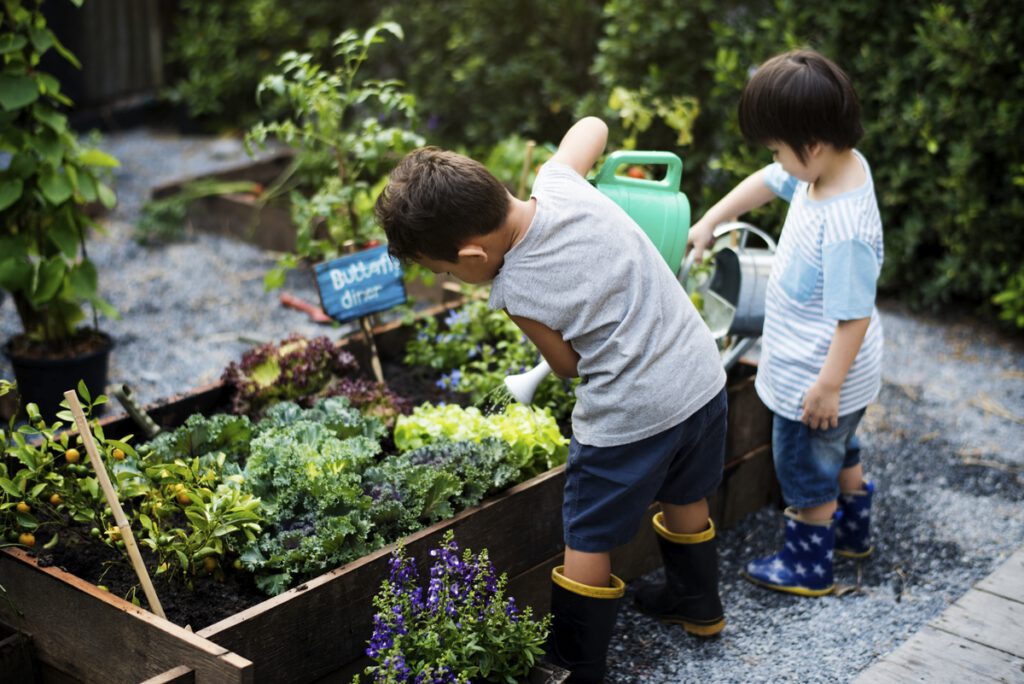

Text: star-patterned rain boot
xmin=743 ymin=507 xmax=839 ymax=597
xmin=836 ymin=480 xmax=875 ymax=558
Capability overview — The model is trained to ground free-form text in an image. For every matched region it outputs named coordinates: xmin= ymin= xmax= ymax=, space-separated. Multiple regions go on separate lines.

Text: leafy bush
xmin=404 ymin=300 xmax=577 ymax=426
xmin=358 ymin=532 xmax=550 ymax=683
xmin=245 ymin=23 xmax=424 ymax=290
xmin=166 ymin=0 xmax=379 ymax=128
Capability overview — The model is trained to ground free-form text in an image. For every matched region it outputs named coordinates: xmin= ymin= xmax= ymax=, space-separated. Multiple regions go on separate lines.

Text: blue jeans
xmin=563 ymin=388 xmax=728 ymax=553
xmin=772 ymin=409 xmax=864 ymax=508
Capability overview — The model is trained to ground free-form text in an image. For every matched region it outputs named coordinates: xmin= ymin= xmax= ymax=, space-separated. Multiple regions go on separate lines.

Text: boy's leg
xmin=835 ymin=437 xmax=875 ymax=558
xmin=563 ymin=547 xmax=612 ymax=587
xmin=661 ymin=498 xmax=710 ymax=534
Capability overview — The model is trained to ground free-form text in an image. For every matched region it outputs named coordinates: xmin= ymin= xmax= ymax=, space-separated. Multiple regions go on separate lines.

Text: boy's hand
xmin=687 ymin=218 xmax=716 ymax=262
xmin=801 ymin=381 xmax=840 ymax=430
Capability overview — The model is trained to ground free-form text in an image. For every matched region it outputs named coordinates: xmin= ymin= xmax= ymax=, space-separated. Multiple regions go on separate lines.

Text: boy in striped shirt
xmin=688 ymin=49 xmax=882 ymax=595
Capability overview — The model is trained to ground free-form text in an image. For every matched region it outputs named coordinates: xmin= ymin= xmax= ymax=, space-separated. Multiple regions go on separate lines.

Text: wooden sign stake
xmin=63 ymin=389 xmax=167 ymax=620
xmin=341 ymin=241 xmax=385 ymax=384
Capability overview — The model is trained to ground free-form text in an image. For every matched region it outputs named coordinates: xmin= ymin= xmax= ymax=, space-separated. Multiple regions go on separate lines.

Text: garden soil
xmin=2 ymin=127 xmax=1023 ymax=682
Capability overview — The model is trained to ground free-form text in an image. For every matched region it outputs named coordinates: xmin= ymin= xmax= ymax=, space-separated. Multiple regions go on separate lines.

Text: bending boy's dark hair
xmin=739 ymin=49 xmax=863 ymax=162
xmin=375 ymin=147 xmax=510 ymax=262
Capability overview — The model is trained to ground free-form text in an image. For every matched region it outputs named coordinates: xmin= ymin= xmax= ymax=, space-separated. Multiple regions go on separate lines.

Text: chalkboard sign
xmin=314 ymin=245 xmax=406 ymax=323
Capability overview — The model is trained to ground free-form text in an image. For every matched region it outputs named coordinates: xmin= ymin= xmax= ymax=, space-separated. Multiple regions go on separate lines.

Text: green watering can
xmin=593 ymin=150 xmax=691 ymax=274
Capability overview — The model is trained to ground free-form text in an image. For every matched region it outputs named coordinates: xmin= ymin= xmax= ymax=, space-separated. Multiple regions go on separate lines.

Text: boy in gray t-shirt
xmin=376 ymin=117 xmax=727 ymax=682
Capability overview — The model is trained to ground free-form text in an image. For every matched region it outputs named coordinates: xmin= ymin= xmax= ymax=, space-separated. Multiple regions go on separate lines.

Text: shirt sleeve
xmin=762 ymin=163 xmax=799 ymax=202
xmin=822 ymin=239 xmax=879 ymax=320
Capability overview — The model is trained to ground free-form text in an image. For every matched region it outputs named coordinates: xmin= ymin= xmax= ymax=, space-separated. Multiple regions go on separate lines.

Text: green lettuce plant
xmin=393 ymin=403 xmax=568 ymax=480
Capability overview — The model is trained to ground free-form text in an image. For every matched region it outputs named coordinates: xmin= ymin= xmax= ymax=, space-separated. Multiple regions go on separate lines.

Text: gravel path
xmin=3 ymin=127 xmax=1022 ymax=683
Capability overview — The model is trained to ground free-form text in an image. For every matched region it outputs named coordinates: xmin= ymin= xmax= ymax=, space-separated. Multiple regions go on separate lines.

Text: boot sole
xmin=836 ymin=546 xmax=874 ymax=559
xmin=742 ymin=571 xmax=833 ymax=597
xmin=647 ymin=614 xmax=726 ymax=637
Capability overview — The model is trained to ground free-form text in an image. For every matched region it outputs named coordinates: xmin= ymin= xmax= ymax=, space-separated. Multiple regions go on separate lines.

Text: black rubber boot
xmin=544 ymin=565 xmax=625 ymax=683
xmin=634 ymin=513 xmax=725 ymax=636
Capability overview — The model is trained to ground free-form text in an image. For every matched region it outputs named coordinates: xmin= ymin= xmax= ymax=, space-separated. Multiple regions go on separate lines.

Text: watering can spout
xmin=504 ymin=360 xmax=553 ymax=405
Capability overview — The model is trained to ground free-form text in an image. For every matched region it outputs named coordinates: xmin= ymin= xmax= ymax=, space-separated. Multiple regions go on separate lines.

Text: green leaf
xmin=0 ymin=35 xmax=28 ymax=55
xmin=28 ymin=26 xmax=54 ymax=54
xmin=79 ymin=148 xmax=120 ymax=168
xmin=0 ymin=477 xmax=22 ymax=496
xmin=96 ymin=181 xmax=116 ymax=209
xmin=33 ymin=104 xmax=67 ymax=132
xmin=38 ymin=167 xmax=73 ymax=204
xmin=0 ymin=177 xmax=23 ymax=211
xmin=77 ymin=379 xmax=91 ymax=403
xmin=0 ymin=74 xmax=39 ymax=111
xmin=77 ymin=171 xmax=98 ymax=202
xmin=30 ymin=256 xmax=66 ymax=305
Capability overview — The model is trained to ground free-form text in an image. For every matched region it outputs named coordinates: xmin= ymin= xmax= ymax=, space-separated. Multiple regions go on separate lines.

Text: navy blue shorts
xmin=772 ymin=409 xmax=865 ymax=508
xmin=562 ymin=388 xmax=727 ymax=553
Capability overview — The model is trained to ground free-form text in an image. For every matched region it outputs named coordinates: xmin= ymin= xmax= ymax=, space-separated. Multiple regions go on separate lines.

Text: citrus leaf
xmin=0 ymin=177 xmax=22 ymax=210
xmin=0 ymin=74 xmax=39 ymax=111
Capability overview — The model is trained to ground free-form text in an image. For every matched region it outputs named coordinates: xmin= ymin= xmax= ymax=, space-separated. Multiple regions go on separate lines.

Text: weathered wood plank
xmin=932 ymin=588 xmax=1024 ymax=659
xmin=0 ymin=549 xmax=253 ymax=684
xmin=976 ymin=548 xmax=1024 ymax=604
xmin=139 ymin=666 xmax=195 ymax=684
xmin=852 ymin=625 xmax=1024 ymax=684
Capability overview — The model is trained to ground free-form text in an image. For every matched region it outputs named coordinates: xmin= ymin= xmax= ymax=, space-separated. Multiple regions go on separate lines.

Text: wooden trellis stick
xmin=63 ymin=389 xmax=166 ymax=619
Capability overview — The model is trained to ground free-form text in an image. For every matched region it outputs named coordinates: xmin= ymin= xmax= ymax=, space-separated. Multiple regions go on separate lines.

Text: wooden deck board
xmin=854 ymin=547 xmax=1024 ymax=683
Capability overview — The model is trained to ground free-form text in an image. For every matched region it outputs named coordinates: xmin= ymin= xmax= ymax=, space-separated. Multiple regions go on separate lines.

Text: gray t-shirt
xmin=489 ymin=162 xmax=725 ymax=447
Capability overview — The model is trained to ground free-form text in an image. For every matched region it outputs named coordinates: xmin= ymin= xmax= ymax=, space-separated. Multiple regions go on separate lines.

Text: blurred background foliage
xmin=163 ymin=0 xmax=1022 ymax=327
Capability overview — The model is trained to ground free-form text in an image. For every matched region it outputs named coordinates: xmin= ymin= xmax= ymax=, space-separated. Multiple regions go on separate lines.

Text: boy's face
xmin=767 ymin=141 xmax=820 ymax=183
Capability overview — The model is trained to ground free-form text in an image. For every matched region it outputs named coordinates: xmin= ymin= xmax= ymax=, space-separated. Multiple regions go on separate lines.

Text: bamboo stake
xmin=63 ymin=389 xmax=166 ymax=620
xmin=517 ymin=140 xmax=536 ymax=199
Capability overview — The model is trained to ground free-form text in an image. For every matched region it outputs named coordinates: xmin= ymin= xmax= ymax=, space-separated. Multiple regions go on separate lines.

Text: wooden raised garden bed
xmin=0 ymin=301 xmax=776 ymax=683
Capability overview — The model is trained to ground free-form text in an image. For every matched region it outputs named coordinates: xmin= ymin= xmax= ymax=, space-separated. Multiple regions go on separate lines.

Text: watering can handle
xmin=592 ymin=150 xmax=683 ymax=190
xmin=713 ymin=221 xmax=777 ymax=252
xmin=678 ymin=221 xmax=777 ymax=282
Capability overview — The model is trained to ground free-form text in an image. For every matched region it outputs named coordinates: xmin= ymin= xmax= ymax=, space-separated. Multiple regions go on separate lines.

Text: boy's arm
xmin=688 ymin=168 xmax=777 ymax=261
xmin=507 ymin=313 xmax=580 ymax=378
xmin=548 ymin=116 xmax=609 ymax=177
xmin=801 ymin=317 xmax=871 ymax=430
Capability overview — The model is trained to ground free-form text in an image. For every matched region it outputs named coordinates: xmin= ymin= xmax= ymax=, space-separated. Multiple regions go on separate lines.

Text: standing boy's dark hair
xmin=739 ymin=49 xmax=863 ymax=163
xmin=375 ymin=147 xmax=510 ymax=263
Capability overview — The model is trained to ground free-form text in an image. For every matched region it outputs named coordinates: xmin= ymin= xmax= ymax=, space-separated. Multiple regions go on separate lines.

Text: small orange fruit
xmin=203 ymin=556 xmax=218 ymax=573
xmin=49 ymin=493 xmax=63 ymax=506
xmin=18 ymin=532 xmax=35 ymax=547
xmin=176 ymin=492 xmax=191 ymax=506
xmin=65 ymin=448 xmax=81 ymax=463
xmin=112 ymin=448 xmax=126 ymax=460
xmin=15 ymin=501 xmax=30 ymax=514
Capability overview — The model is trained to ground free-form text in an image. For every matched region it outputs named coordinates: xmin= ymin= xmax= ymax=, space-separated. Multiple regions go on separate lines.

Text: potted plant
xmin=0 ymin=0 xmax=120 ymax=419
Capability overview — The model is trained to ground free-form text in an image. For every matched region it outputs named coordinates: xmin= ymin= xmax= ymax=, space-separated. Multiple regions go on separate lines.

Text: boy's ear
xmin=806 ymin=141 xmax=824 ymax=158
xmin=457 ymin=244 xmax=489 ymax=262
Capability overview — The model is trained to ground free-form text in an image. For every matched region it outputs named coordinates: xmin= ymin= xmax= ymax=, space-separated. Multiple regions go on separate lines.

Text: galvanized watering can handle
xmin=678 ymin=221 xmax=776 ymax=282
xmin=712 ymin=221 xmax=777 ymax=252
xmin=592 ymin=150 xmax=683 ymax=191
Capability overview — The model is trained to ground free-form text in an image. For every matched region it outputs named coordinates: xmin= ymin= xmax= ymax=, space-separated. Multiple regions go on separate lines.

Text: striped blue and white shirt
xmin=754 ymin=151 xmax=884 ymax=421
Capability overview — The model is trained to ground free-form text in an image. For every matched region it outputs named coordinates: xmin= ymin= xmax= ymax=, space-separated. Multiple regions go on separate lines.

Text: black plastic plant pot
xmin=3 ymin=331 xmax=114 ymax=421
